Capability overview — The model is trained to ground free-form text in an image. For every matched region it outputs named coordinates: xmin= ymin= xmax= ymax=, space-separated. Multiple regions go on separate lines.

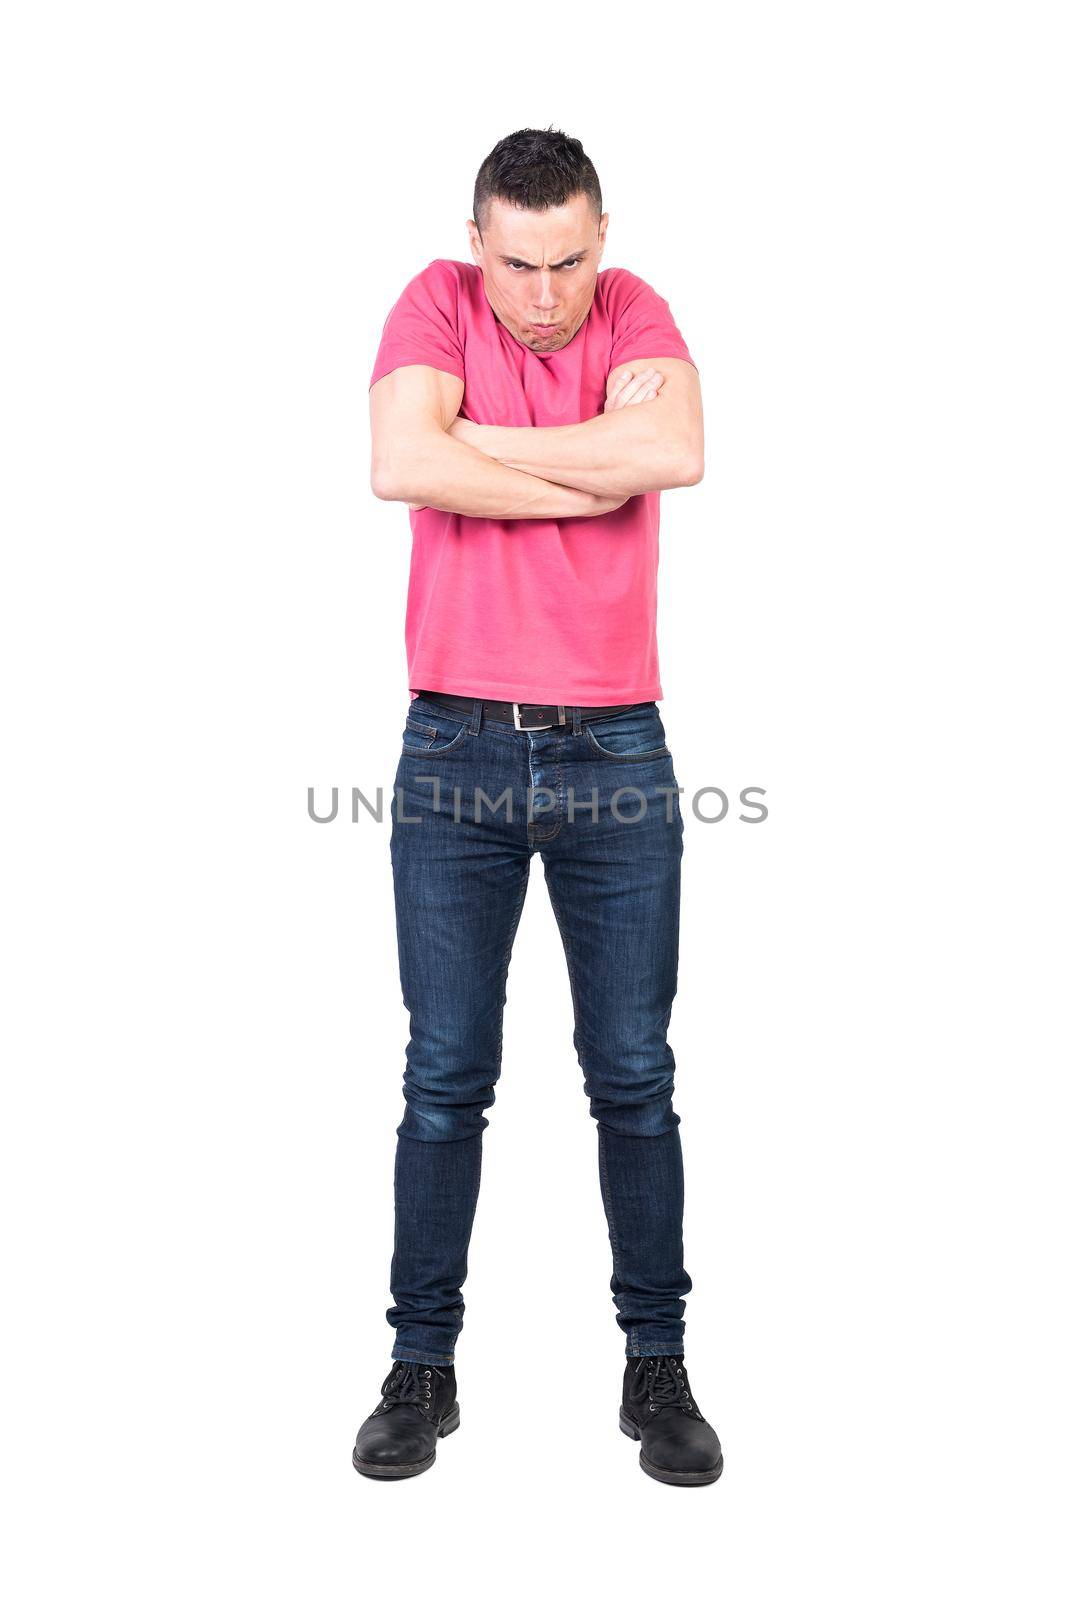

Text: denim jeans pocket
xmin=401 ymin=706 xmax=470 ymax=758
xmin=583 ymin=704 xmax=670 ymax=762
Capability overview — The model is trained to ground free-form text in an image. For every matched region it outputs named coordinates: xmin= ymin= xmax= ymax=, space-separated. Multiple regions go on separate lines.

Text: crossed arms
xmin=369 ymin=358 xmax=703 ymax=520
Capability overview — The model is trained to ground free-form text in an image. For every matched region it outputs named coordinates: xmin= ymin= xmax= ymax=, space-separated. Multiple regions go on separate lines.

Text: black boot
xmin=619 ymin=1355 xmax=723 ymax=1486
xmin=352 ymin=1360 xmax=460 ymax=1479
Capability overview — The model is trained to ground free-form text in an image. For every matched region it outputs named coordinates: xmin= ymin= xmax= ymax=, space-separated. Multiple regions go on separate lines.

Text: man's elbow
xmin=371 ymin=450 xmax=416 ymax=502
xmin=666 ymin=439 xmax=704 ymax=489
xmin=371 ymin=462 xmax=399 ymax=501
xmin=372 ymin=428 xmax=444 ymax=501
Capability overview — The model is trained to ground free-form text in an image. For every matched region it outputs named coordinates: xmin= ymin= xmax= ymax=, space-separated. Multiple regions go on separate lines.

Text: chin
xmin=526 ymin=328 xmax=569 ymax=351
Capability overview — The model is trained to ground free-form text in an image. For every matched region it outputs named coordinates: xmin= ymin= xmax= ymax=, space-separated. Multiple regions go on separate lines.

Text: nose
xmin=532 ymin=270 xmax=560 ymax=310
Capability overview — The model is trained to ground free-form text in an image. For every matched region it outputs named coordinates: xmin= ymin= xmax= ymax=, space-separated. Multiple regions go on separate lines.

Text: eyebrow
xmin=498 ymin=249 xmax=589 ymax=268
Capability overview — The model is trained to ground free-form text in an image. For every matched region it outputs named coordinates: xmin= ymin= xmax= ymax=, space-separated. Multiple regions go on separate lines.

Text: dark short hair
xmin=472 ymin=127 xmax=602 ymax=234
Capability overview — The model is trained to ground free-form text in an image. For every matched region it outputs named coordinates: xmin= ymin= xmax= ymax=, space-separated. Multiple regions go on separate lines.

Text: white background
xmin=2 ymin=2 xmax=1065 ymax=1594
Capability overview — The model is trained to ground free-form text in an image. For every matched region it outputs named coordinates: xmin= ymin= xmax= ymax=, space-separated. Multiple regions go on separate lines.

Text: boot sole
xmin=352 ymin=1402 xmax=460 ymax=1479
xmin=619 ymin=1407 xmax=724 ymax=1487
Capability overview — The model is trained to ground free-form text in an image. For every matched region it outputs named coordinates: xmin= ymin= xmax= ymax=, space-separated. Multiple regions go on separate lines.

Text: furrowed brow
xmin=499 ymin=250 xmax=589 ymax=268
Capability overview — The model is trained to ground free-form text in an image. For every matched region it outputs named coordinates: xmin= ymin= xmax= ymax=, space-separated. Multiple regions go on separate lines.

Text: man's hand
xmin=431 ymin=356 xmax=702 ymax=500
xmin=603 ymin=367 xmax=665 ymax=412
xmin=371 ymin=364 xmax=628 ymax=520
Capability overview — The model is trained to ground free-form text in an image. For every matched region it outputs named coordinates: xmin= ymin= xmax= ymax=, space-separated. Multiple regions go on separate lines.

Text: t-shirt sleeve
xmin=607 ymin=270 xmax=697 ymax=372
xmin=369 ymin=260 xmax=465 ymax=389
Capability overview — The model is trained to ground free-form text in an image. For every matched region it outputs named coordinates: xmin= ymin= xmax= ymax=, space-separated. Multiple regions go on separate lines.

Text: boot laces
xmin=379 ymin=1361 xmax=434 ymax=1413
xmin=635 ymin=1357 xmax=695 ymax=1416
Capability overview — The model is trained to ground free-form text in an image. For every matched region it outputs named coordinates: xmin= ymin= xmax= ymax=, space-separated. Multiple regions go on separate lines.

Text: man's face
xmin=467 ymin=195 xmax=609 ymax=354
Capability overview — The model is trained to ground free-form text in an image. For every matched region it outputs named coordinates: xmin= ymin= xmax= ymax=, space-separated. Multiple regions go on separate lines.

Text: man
xmin=352 ymin=128 xmax=723 ymax=1487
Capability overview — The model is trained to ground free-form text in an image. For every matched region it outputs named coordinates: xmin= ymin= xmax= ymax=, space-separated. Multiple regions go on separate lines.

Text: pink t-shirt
xmin=369 ymin=258 xmax=696 ymax=704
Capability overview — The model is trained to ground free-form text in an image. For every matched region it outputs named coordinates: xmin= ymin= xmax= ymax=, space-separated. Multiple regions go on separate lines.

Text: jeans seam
xmin=598 ymin=1126 xmax=628 ymax=1323
xmin=543 ymin=873 xmax=594 ymax=1068
xmin=495 ymin=863 xmax=531 ymax=1068
xmin=545 ymin=870 xmax=630 ymax=1328
xmin=390 ymin=1346 xmax=456 ymax=1365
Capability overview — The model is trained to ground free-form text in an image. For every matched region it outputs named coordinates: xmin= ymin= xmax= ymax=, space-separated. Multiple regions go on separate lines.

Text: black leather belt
xmin=415 ymin=690 xmax=645 ymax=732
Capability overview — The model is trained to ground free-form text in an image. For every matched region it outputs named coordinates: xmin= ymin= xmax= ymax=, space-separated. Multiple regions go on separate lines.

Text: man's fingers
xmin=604 ymin=367 xmax=665 ymax=411
xmin=615 ymin=370 xmax=664 ymax=407
xmin=604 ymin=370 xmax=632 ymax=411
xmin=614 ymin=370 xmax=648 ymax=405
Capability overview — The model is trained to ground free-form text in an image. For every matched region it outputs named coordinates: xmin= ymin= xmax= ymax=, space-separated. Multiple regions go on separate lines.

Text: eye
xmin=507 ymin=261 xmax=527 ymax=272
xmin=560 ymin=259 xmax=580 ymax=269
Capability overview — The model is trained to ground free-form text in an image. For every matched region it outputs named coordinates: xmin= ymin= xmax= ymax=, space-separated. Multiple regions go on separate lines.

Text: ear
xmin=597 ymin=211 xmax=610 ymax=258
xmin=467 ymin=219 xmax=483 ymax=264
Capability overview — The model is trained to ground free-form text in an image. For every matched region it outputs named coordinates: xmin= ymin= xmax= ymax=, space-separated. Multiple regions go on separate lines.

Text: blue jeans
xmin=386 ymin=695 xmax=691 ymax=1364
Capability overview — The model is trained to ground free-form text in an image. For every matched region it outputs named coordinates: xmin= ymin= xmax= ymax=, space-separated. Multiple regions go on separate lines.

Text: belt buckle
xmin=512 ymin=702 xmax=566 ymax=731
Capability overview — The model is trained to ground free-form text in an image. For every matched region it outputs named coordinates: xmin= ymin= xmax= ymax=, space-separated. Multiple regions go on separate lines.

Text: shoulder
xmin=418 ymin=257 xmax=470 ymax=285
xmin=390 ymin=259 xmax=481 ymax=321
xmin=412 ymin=258 xmax=479 ymax=296
xmin=598 ymin=265 xmax=696 ymax=369
xmin=371 ymin=260 xmax=471 ymax=386
xmin=597 ymin=266 xmax=660 ymax=315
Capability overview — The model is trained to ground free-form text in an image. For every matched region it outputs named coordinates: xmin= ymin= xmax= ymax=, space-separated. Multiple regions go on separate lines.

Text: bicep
xmin=369 ymin=364 xmax=465 ymax=497
xmin=606 ymin=355 xmax=703 ymax=483
xmin=606 ymin=355 xmax=702 ymax=431
xmin=370 ymin=363 xmax=465 ymax=443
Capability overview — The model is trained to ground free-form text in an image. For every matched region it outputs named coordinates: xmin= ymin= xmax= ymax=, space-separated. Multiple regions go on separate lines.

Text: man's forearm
xmin=454 ymin=408 xmax=703 ymax=497
xmin=373 ymin=429 xmax=626 ymax=520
